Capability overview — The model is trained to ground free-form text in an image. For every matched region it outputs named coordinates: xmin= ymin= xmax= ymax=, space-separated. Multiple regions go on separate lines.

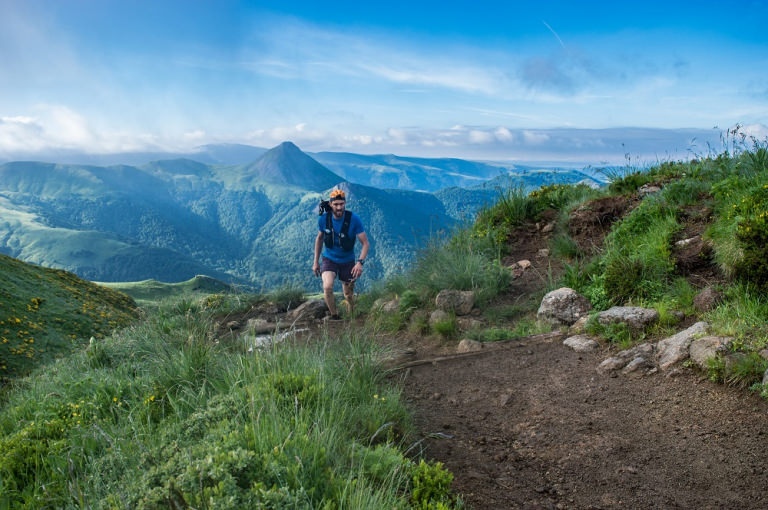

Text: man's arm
xmin=313 ymin=231 xmax=324 ymax=276
xmin=357 ymin=232 xmax=369 ymax=262
xmin=351 ymin=232 xmax=369 ymax=279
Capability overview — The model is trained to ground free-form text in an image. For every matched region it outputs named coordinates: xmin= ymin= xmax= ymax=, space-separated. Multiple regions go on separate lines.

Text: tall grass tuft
xmin=409 ymin=229 xmax=511 ymax=306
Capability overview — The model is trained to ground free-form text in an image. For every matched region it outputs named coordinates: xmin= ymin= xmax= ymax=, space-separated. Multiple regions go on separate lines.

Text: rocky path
xmin=400 ymin=332 xmax=768 ymax=509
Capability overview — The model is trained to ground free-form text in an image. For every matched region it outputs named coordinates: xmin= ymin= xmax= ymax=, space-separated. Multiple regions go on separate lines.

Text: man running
xmin=312 ymin=189 xmax=370 ymax=319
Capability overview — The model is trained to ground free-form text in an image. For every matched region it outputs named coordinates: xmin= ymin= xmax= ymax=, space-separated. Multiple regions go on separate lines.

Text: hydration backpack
xmin=324 ymin=211 xmax=355 ymax=251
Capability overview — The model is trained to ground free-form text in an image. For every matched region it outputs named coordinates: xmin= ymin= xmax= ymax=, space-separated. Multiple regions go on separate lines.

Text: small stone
xmin=569 ymin=316 xmax=589 ymax=334
xmin=563 ymin=334 xmax=599 ymax=352
xmin=517 ymin=259 xmax=532 ymax=270
xmin=597 ymin=357 xmax=627 ymax=374
xmin=457 ymin=339 xmax=483 ymax=353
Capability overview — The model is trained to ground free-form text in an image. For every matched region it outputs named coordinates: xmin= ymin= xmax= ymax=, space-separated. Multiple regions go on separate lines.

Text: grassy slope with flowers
xmin=0 ymin=253 xmax=137 ymax=384
xmin=0 ymin=265 xmax=459 ymax=508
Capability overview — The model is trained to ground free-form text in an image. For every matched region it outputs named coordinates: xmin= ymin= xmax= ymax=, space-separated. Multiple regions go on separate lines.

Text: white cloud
xmin=741 ymin=123 xmax=768 ymax=141
xmin=494 ymin=126 xmax=515 ymax=142
xmin=468 ymin=130 xmax=494 ymax=144
xmin=522 ymin=130 xmax=551 ymax=145
xmin=184 ymin=130 xmax=207 ymax=141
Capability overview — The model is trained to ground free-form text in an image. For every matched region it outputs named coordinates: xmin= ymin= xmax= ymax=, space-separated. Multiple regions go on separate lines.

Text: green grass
xmin=0 ymin=254 xmax=137 ymax=383
xmin=0 ymin=296 xmax=460 ymax=509
xmin=97 ymin=274 xmax=235 ymax=306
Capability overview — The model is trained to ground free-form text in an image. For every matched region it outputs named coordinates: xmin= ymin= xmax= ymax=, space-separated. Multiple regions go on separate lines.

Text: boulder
xmin=373 ymin=297 xmax=400 ymax=313
xmin=693 ymin=286 xmax=723 ymax=313
xmin=689 ymin=336 xmax=733 ymax=370
xmin=563 ymin=334 xmax=599 ymax=352
xmin=621 ymin=357 xmax=652 ymax=376
xmin=435 ymin=289 xmax=475 ymax=316
xmin=638 ymin=184 xmax=662 ymax=196
xmin=569 ymin=316 xmax=589 ymax=335
xmin=456 ymin=317 xmax=483 ymax=331
xmin=429 ymin=309 xmax=451 ymax=325
xmin=597 ymin=356 xmax=628 ymax=375
xmin=655 ymin=321 xmax=708 ymax=370
xmin=517 ymin=259 xmax=532 ymax=270
xmin=597 ymin=343 xmax=654 ymax=374
xmin=537 ymin=287 xmax=592 ymax=327
xmin=288 ymin=299 xmax=327 ymax=321
xmin=457 ymin=339 xmax=484 ymax=353
xmin=597 ymin=306 xmax=659 ymax=331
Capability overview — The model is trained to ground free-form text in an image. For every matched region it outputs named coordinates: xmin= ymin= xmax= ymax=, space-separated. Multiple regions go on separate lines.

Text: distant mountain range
xmin=0 ymin=142 xmax=604 ymax=288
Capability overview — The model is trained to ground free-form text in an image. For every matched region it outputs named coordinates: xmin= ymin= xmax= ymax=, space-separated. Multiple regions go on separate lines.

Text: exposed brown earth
xmin=401 ymin=334 xmax=768 ymax=509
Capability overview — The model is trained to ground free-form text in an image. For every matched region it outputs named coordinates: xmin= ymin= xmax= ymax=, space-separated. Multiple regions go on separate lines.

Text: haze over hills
xmin=0 ymin=142 xmax=604 ymax=288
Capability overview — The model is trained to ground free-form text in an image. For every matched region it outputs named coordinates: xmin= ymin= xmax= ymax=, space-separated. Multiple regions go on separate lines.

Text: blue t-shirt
xmin=318 ymin=211 xmax=365 ymax=263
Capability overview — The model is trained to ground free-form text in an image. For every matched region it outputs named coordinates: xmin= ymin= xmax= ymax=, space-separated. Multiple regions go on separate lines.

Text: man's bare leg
xmin=342 ymin=281 xmax=355 ymax=315
xmin=322 ymin=271 xmax=338 ymax=316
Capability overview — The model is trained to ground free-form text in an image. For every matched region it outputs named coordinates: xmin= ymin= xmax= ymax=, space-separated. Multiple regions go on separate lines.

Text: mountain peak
xmin=243 ymin=142 xmax=341 ymax=191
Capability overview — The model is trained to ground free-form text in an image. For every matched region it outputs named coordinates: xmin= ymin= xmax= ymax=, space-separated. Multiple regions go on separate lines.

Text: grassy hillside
xmin=0 ymin=254 xmax=137 ymax=383
xmin=364 ymin=141 xmax=768 ymax=391
xmin=97 ymin=275 xmax=235 ymax=306
xmin=0 ymin=293 xmax=459 ymax=508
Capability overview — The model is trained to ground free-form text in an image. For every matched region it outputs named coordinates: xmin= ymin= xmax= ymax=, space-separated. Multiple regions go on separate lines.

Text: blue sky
xmin=1 ymin=0 xmax=767 ymax=163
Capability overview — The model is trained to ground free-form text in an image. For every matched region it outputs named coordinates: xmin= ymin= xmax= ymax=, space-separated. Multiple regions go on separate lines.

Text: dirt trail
xmin=400 ymin=334 xmax=768 ymax=509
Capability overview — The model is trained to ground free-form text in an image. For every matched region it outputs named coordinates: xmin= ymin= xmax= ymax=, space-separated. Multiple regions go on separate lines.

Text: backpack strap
xmin=323 ymin=212 xmax=333 ymax=249
xmin=339 ymin=211 xmax=355 ymax=251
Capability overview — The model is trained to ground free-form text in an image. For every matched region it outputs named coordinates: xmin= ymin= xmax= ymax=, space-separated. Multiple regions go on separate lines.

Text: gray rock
xmin=373 ymin=297 xmax=399 ymax=313
xmin=655 ymin=321 xmax=708 ymax=370
xmin=675 ymin=235 xmax=700 ymax=247
xmin=759 ymin=349 xmax=768 ymax=361
xmin=435 ymin=289 xmax=475 ymax=316
xmin=537 ymin=287 xmax=592 ymax=327
xmin=457 ymin=339 xmax=484 ymax=353
xmin=517 ymin=259 xmax=532 ymax=270
xmin=569 ymin=316 xmax=589 ymax=335
xmin=689 ymin=336 xmax=733 ymax=370
xmin=724 ymin=352 xmax=748 ymax=372
xmin=563 ymin=334 xmax=599 ymax=352
xmin=638 ymin=184 xmax=662 ymax=196
xmin=616 ymin=343 xmax=655 ymax=362
xmin=596 ymin=343 xmax=655 ymax=374
xmin=381 ymin=298 xmax=400 ymax=313
xmin=621 ymin=357 xmax=651 ymax=376
xmin=288 ymin=299 xmax=327 ymax=321
xmin=597 ymin=306 xmax=659 ymax=331
xmin=597 ymin=356 xmax=628 ymax=374
xmin=693 ymin=286 xmax=723 ymax=313
xmin=456 ymin=317 xmax=483 ymax=331
xmin=763 ymin=368 xmax=768 ymax=386
xmin=429 ymin=309 xmax=451 ymax=325
xmin=247 ymin=318 xmax=269 ymax=330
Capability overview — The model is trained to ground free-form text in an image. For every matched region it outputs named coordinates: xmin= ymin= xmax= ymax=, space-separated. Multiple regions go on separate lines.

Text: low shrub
xmin=468 ymin=327 xmax=516 ymax=343
xmin=269 ymin=283 xmax=306 ymax=312
xmin=431 ymin=315 xmax=457 ymax=339
xmin=411 ymin=459 xmax=459 ymax=509
xmin=708 ymin=352 xmax=768 ymax=389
